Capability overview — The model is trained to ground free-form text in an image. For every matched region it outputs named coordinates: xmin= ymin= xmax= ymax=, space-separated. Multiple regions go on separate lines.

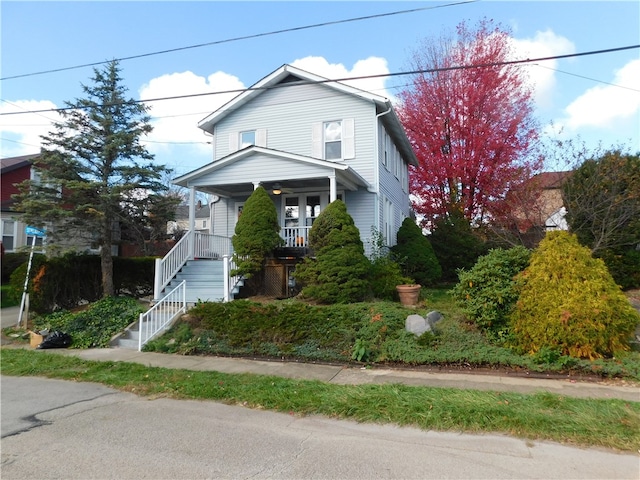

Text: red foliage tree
xmin=399 ymin=19 xmax=541 ymax=228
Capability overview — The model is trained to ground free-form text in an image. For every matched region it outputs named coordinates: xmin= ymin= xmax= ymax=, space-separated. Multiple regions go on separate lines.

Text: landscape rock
xmin=405 ymin=314 xmax=430 ymax=336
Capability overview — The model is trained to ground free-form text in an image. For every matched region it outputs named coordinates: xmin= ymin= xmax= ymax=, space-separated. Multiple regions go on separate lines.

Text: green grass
xmin=1 ymin=347 xmax=638 ymax=452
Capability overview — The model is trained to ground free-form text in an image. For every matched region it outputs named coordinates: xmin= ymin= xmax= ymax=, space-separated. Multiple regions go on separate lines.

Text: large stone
xmin=426 ymin=311 xmax=444 ymax=330
xmin=405 ymin=314 xmax=430 ymax=336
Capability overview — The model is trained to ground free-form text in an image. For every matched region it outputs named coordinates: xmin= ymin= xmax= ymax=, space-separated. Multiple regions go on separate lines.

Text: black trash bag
xmin=37 ymin=330 xmax=72 ymax=349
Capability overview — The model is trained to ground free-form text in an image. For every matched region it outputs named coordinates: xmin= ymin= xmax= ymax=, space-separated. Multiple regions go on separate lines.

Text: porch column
xmin=253 ymin=182 xmax=260 ymax=190
xmin=329 ymin=174 xmax=337 ymax=202
xmin=189 ymin=186 xmax=196 ymax=259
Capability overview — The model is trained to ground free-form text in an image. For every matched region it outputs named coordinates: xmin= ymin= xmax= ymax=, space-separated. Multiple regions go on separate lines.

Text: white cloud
xmin=0 ymin=100 xmax=60 ymax=157
xmin=510 ymin=29 xmax=576 ymax=110
xmin=139 ymin=70 xmax=245 ymax=162
xmin=562 ymin=59 xmax=640 ymax=131
xmin=290 ymin=56 xmax=392 ymax=100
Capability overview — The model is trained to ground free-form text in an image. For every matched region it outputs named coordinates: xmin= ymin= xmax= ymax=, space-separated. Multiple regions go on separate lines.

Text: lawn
xmin=1 ymin=347 xmax=638 ymax=452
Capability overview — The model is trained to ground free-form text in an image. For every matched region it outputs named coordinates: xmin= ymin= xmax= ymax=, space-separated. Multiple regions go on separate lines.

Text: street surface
xmin=1 ymin=375 xmax=638 ymax=479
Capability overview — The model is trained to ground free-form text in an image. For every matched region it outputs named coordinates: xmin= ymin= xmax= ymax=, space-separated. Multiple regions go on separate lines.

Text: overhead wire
xmin=1 ymin=44 xmax=637 ymax=118
xmin=0 ymin=0 xmax=477 ymax=81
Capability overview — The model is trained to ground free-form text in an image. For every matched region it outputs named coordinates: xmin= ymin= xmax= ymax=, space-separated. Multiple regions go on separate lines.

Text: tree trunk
xmin=101 ymin=217 xmax=115 ymax=297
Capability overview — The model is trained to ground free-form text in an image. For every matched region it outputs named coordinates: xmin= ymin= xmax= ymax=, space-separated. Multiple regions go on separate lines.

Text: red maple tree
xmin=399 ymin=19 xmax=541 ymax=228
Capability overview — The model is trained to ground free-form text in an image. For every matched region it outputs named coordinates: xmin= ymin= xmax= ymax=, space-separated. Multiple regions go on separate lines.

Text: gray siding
xmin=213 ymin=83 xmax=377 ymax=184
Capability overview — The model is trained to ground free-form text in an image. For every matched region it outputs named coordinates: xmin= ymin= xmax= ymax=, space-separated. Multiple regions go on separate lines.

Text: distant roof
xmin=1 ymin=154 xmax=39 ymax=174
xmin=531 ymin=171 xmax=572 ymax=189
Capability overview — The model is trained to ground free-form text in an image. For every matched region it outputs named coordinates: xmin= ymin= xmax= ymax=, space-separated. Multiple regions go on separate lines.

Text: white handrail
xmin=154 ymin=231 xmax=234 ymax=299
xmin=154 ymin=230 xmax=193 ymax=299
xmin=223 ymin=254 xmax=243 ymax=302
xmin=138 ymin=280 xmax=186 ymax=351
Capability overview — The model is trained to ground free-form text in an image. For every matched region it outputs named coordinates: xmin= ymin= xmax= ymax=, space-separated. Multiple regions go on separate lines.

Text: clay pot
xmin=396 ymin=284 xmax=421 ymax=306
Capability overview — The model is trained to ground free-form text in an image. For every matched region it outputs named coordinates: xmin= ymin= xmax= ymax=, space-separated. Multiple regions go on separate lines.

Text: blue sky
xmin=1 ymin=1 xmax=638 ymax=177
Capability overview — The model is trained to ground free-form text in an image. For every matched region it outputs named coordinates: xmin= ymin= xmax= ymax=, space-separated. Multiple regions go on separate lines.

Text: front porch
xmin=153 ymin=227 xmax=313 ymax=302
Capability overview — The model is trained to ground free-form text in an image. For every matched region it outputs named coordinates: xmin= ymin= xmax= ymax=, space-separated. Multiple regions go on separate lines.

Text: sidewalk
xmin=26 ymin=346 xmax=640 ymax=402
xmin=2 ymin=307 xmax=639 ymax=402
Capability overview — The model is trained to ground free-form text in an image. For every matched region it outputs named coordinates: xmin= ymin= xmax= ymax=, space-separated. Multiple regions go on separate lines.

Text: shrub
xmin=368 ymin=228 xmax=412 ymax=300
xmin=392 ymin=218 xmax=442 ymax=286
xmin=596 ymin=247 xmax=640 ymax=290
xmin=429 ymin=209 xmax=487 ymax=282
xmin=1 ymin=252 xmax=29 ymax=284
xmin=294 ymin=200 xmax=370 ymax=303
xmin=509 ymin=231 xmax=640 ymax=359
xmin=231 ymin=186 xmax=283 ymax=279
xmin=452 ymin=246 xmax=531 ymax=336
xmin=8 ymin=253 xmax=155 ymax=313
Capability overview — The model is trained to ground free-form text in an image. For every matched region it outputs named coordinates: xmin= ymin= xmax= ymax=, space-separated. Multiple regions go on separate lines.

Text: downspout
xmin=374 ymin=104 xmax=392 ymax=236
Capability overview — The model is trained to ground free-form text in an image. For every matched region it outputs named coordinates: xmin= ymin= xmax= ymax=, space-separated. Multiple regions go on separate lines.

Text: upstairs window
xmin=312 ymin=119 xmax=355 ymax=160
xmin=324 ymin=121 xmax=342 ymax=160
xmin=240 ymin=130 xmax=256 ymax=148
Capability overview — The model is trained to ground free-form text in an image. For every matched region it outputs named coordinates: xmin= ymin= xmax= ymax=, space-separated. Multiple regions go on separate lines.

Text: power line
xmin=2 ymin=44 xmax=637 ymax=118
xmin=532 ymin=64 xmax=640 ymax=93
xmin=0 ymin=1 xmax=476 ymax=81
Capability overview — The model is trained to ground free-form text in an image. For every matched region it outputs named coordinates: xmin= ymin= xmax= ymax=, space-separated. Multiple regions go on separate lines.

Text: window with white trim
xmin=229 ymin=128 xmax=267 ymax=153
xmin=240 ymin=130 xmax=255 ymax=148
xmin=312 ymin=119 xmax=355 ymax=160
xmin=324 ymin=121 xmax=342 ymax=160
xmin=1 ymin=220 xmax=16 ymax=252
xmin=383 ymin=132 xmax=390 ymax=170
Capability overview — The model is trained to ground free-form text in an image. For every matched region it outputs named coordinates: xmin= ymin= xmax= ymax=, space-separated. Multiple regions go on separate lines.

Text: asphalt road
xmin=1 ymin=375 xmax=638 ymax=480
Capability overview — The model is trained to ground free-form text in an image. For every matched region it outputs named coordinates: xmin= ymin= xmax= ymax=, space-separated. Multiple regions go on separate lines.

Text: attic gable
xmin=197 ymin=64 xmax=389 ymax=133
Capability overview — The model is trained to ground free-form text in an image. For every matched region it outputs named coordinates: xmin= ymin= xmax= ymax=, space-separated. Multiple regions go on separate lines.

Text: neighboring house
xmin=534 ymin=171 xmax=571 ymax=231
xmin=1 ymin=153 xmax=116 ymax=256
xmin=155 ymin=64 xmax=418 ymax=303
xmin=0 ymin=154 xmax=43 ymax=252
xmin=168 ymin=201 xmax=211 ymax=237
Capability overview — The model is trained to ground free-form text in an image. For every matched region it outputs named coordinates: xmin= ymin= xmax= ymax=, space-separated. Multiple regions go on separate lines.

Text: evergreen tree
xmin=15 ymin=60 xmax=172 ymax=297
xmin=231 ymin=186 xmax=283 ymax=279
xmin=510 ymin=231 xmax=639 ymax=359
xmin=429 ymin=208 xmax=487 ymax=282
xmin=392 ymin=217 xmax=441 ymax=286
xmin=295 ymin=200 xmax=370 ymax=303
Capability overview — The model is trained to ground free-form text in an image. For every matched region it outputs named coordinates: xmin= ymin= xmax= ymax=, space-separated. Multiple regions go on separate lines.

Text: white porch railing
xmin=138 ymin=280 xmax=186 ymax=351
xmin=154 ymin=231 xmax=232 ymax=300
xmin=223 ymin=254 xmax=243 ymax=302
xmin=281 ymin=226 xmax=312 ymax=247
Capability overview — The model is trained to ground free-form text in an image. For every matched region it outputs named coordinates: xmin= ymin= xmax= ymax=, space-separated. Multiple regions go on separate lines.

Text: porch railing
xmin=153 ymin=231 xmax=233 ymax=300
xmin=281 ymin=226 xmax=312 ymax=247
xmin=223 ymin=254 xmax=243 ymax=302
xmin=138 ymin=280 xmax=186 ymax=351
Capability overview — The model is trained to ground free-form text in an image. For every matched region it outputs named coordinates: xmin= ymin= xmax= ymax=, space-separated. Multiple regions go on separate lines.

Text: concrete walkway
xmin=5 ymin=345 xmax=636 ymax=402
xmin=2 ymin=306 xmax=639 ymax=402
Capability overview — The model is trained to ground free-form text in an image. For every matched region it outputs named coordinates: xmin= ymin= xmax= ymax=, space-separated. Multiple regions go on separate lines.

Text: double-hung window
xmin=324 ymin=121 xmax=342 ymax=160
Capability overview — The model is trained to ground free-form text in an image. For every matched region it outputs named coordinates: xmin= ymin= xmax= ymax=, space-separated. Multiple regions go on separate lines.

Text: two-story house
xmin=1 ymin=154 xmax=44 ymax=252
xmin=154 ymin=64 xmax=417 ymax=304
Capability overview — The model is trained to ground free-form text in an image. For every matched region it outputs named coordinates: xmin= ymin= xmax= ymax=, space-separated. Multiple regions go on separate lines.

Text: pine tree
xmin=295 ymin=200 xmax=370 ymax=303
xmin=15 ymin=60 xmax=173 ymax=297
xmin=231 ymin=186 xmax=283 ymax=279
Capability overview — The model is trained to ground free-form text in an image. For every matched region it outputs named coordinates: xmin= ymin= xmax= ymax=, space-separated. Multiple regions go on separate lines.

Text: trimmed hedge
xmin=9 ymin=253 xmax=155 ymax=313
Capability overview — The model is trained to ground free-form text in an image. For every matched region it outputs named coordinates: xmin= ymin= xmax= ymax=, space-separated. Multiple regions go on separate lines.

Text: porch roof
xmin=172 ymin=146 xmax=371 ymax=198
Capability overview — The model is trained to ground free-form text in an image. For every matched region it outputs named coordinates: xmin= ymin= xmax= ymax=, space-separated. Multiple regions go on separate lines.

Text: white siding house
xmin=173 ymin=64 xmax=417 ymax=255
xmin=155 ymin=64 xmax=417 ymax=303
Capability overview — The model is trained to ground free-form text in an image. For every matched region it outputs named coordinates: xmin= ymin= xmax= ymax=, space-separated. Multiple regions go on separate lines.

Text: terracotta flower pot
xmin=396 ymin=284 xmax=421 ymax=306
